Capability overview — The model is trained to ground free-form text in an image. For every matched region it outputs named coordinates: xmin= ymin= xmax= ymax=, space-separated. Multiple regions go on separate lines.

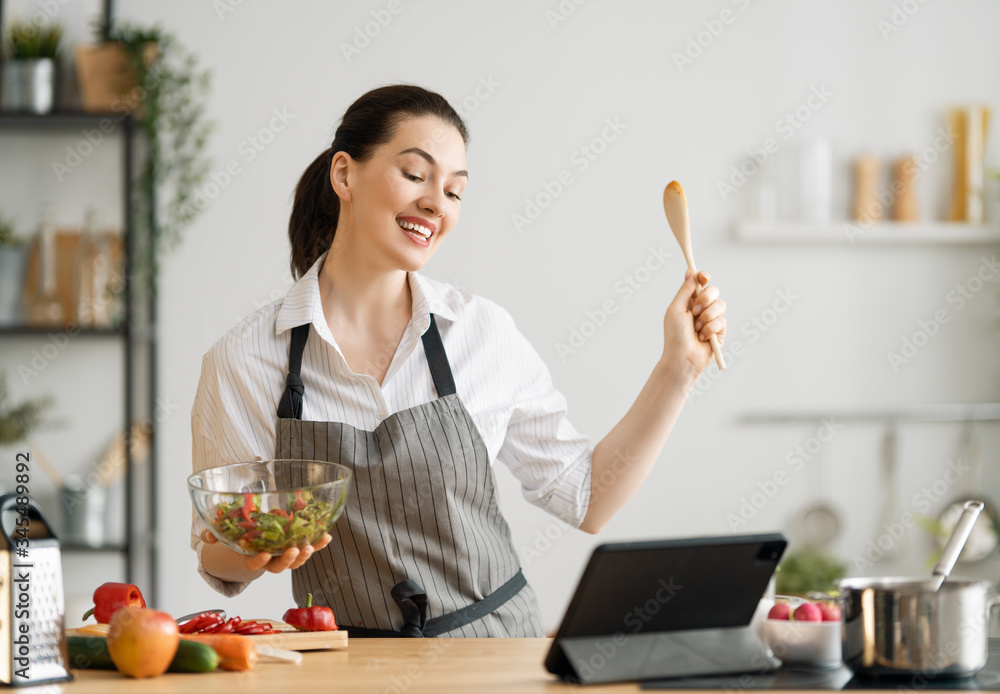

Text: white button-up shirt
xmin=191 ymin=253 xmax=593 ymax=596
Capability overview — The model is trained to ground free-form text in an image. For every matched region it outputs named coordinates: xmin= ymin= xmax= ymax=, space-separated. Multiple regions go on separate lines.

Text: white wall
xmin=2 ymin=0 xmax=998 ymax=631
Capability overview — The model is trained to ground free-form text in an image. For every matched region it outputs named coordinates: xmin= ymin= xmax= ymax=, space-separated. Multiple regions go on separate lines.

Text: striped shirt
xmin=191 ymin=253 xmax=593 ymax=596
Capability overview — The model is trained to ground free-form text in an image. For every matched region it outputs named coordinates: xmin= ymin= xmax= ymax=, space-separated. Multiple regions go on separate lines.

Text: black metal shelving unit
xmin=0 ymin=110 xmax=158 ymax=605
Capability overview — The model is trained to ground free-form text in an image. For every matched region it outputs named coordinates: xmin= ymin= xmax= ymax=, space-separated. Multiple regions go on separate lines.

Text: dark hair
xmin=288 ymin=84 xmax=469 ymax=279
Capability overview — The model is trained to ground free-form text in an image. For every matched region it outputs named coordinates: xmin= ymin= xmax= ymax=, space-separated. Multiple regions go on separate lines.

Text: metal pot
xmin=838 ymin=575 xmax=1000 ymax=678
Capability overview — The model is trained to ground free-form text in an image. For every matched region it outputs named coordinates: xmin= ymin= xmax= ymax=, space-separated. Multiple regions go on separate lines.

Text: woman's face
xmin=334 ymin=115 xmax=467 ymax=272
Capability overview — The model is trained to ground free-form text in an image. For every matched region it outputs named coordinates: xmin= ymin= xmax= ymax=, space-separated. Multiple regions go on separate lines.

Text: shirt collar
xmin=275 ymin=253 xmax=462 ymax=340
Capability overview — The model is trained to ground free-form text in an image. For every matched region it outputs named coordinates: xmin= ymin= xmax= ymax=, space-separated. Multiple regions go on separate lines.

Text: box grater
xmin=0 ymin=493 xmax=71 ymax=686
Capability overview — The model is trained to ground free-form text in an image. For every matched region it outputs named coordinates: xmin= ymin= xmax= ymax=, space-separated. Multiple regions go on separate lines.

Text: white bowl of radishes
xmin=762 ymin=596 xmax=842 ymax=669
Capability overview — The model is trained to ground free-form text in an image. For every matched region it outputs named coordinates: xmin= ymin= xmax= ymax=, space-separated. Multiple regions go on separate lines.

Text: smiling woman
xmin=190 ymin=84 xmax=727 ymax=639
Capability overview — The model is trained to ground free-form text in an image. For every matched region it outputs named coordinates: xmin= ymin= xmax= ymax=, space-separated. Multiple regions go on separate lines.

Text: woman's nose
xmin=419 ymin=189 xmax=447 ymax=217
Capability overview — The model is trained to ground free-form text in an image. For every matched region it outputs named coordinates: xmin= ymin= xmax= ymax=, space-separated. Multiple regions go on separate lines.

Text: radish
xmin=793 ymin=602 xmax=823 ymax=622
xmin=819 ymin=603 xmax=842 ymax=621
xmin=767 ymin=603 xmax=791 ymax=620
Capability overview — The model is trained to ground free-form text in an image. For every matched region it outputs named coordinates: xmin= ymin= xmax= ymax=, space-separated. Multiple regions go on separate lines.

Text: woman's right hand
xmin=200 ymin=529 xmax=332 ymax=573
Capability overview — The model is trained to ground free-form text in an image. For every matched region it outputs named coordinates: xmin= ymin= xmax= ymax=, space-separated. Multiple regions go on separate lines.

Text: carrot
xmin=183 ymin=634 xmax=258 ymax=671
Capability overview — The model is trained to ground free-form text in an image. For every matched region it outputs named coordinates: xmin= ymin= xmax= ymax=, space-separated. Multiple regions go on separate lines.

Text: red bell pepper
xmin=82 ymin=582 xmax=146 ymax=623
xmin=241 ymin=493 xmax=256 ymax=522
xmin=283 ymin=593 xmax=337 ymax=631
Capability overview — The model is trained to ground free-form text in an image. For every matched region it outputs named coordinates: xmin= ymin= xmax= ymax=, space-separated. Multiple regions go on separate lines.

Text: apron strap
xmin=276 ymin=323 xmax=310 ymax=419
xmin=420 ymin=314 xmax=456 ymax=398
xmin=278 ymin=314 xmax=455 ymax=418
xmin=343 ymin=569 xmax=527 ymax=638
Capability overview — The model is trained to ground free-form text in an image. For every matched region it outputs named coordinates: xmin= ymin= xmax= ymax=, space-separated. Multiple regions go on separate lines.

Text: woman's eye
xmin=447 ymin=191 xmax=462 ymax=201
xmin=403 ymin=172 xmax=422 ymax=182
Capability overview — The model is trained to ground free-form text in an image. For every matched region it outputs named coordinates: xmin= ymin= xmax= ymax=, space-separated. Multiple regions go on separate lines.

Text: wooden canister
xmin=949 ymin=106 xmax=991 ymax=223
xmin=852 ymin=155 xmax=882 ymax=223
xmin=891 ymin=156 xmax=919 ymax=222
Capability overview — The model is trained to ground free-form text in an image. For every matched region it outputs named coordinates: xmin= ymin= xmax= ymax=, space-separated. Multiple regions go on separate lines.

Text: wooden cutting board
xmin=68 ymin=620 xmax=348 ymax=652
xmin=248 ymin=620 xmax=348 ymax=651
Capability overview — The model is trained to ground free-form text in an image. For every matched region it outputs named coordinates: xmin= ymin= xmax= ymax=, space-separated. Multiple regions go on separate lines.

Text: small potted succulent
xmin=0 ymin=212 xmax=29 ymax=325
xmin=1 ymin=19 xmax=63 ymax=113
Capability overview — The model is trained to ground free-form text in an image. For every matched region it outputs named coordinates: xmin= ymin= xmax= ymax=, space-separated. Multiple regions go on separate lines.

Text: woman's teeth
xmin=397 ymin=220 xmax=432 ymax=239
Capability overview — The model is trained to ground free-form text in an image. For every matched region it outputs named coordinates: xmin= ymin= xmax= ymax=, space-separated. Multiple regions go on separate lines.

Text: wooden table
xmin=58 ymin=639 xmax=632 ymax=693
xmin=54 ymin=637 xmax=923 ymax=693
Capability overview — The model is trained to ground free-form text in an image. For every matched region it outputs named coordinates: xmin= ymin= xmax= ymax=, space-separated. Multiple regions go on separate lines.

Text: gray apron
xmin=275 ymin=315 xmax=545 ymax=637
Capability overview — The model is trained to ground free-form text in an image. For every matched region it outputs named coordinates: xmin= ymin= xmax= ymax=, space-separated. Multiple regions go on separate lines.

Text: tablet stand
xmin=554 ymin=624 xmax=780 ymax=684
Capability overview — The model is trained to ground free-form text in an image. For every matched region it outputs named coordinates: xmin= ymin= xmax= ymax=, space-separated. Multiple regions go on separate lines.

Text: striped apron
xmin=274 ymin=315 xmax=545 ymax=637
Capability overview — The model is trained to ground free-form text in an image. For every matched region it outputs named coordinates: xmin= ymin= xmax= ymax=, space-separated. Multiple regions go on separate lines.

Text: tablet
xmin=544 ymin=533 xmax=787 ymax=683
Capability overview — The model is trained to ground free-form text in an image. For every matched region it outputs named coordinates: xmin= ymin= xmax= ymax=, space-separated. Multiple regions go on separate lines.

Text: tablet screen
xmin=553 ymin=533 xmax=786 ymax=638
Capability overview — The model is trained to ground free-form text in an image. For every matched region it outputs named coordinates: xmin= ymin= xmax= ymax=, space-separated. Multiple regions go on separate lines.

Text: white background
xmin=1 ymin=0 xmax=998 ymax=632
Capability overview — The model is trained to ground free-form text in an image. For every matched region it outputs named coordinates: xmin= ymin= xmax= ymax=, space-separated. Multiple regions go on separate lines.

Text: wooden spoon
xmin=662 ymin=181 xmax=726 ymax=370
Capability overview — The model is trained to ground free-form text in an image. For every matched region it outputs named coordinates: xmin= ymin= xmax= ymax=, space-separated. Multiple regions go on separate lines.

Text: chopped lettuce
xmin=210 ymin=490 xmax=342 ymax=555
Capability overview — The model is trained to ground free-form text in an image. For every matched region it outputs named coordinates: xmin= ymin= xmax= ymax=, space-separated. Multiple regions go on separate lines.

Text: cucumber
xmin=172 ymin=639 xmax=220 ymax=672
xmin=67 ymin=636 xmax=219 ymax=673
xmin=67 ymin=636 xmax=115 ymax=670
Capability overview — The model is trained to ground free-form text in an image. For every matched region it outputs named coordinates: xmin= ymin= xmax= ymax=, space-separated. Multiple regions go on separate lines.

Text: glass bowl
xmin=188 ymin=459 xmax=351 ymax=556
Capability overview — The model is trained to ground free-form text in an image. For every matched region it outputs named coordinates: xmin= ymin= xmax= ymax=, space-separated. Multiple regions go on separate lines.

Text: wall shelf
xmin=735 ymin=221 xmax=1000 ymax=245
xmin=0 ymin=109 xmax=158 ymax=604
xmin=0 ymin=325 xmax=125 ymax=337
xmin=740 ymin=403 xmax=1000 ymax=425
xmin=0 ymin=111 xmax=129 ymax=129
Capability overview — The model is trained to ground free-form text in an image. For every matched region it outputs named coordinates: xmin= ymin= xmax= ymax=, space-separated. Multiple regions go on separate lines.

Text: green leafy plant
xmin=4 ymin=19 xmax=63 ymax=60
xmin=0 ymin=212 xmax=21 ymax=247
xmin=0 ymin=371 xmax=53 ymax=445
xmin=775 ymin=547 xmax=845 ymax=595
xmin=94 ymin=19 xmax=214 ymax=294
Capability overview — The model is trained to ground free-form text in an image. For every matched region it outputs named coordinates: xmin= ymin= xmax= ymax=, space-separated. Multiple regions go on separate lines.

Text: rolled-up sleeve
xmin=191 ymin=359 xmax=256 ymax=598
xmin=492 ymin=309 xmax=593 ymax=528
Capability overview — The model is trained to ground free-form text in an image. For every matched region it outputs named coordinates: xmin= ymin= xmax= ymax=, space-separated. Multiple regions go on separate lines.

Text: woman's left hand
xmin=662 ymin=270 xmax=727 ymax=379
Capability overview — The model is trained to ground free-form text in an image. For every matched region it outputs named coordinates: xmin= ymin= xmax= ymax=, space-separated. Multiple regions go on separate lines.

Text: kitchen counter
xmin=56 ymin=637 xmax=991 ymax=693
xmin=61 ymin=638 xmax=615 ymax=693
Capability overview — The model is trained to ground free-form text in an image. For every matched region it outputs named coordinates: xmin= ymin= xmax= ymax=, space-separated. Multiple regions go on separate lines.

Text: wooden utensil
xmin=661 ymin=181 xmax=726 ymax=370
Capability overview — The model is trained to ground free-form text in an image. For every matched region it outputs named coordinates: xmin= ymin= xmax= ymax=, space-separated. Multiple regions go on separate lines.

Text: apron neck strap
xmin=276 ymin=323 xmax=310 ymax=419
xmin=277 ymin=314 xmax=456 ymax=421
xmin=421 ymin=314 xmax=456 ymax=398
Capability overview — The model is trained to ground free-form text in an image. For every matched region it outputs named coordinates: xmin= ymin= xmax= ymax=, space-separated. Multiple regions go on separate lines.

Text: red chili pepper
xmin=180 ymin=611 xmax=223 ymax=634
xmin=180 ymin=612 xmax=220 ymax=633
xmin=237 ymin=623 xmax=270 ymax=635
xmin=283 ymin=593 xmax=338 ymax=632
xmin=81 ymin=582 xmax=146 ymax=624
xmin=241 ymin=493 xmax=256 ymax=522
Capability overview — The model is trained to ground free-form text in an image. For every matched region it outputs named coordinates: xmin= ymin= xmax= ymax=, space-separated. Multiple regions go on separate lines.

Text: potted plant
xmin=0 ymin=370 xmax=53 ymax=446
xmin=75 ymin=20 xmax=213 ymax=293
xmin=1 ymin=19 xmax=63 ymax=113
xmin=0 ymin=211 xmax=29 ymax=325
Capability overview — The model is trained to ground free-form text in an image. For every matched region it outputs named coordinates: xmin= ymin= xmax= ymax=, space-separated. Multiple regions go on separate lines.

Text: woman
xmin=191 ymin=84 xmax=727 ymax=638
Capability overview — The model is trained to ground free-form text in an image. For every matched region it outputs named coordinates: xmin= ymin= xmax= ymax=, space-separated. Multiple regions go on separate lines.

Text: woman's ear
xmin=330 ymin=151 xmax=353 ymax=202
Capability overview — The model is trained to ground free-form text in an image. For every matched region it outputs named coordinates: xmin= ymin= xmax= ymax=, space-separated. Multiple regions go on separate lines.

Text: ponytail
xmin=287 ymin=84 xmax=469 ymax=279
xmin=288 ymin=148 xmax=338 ymax=279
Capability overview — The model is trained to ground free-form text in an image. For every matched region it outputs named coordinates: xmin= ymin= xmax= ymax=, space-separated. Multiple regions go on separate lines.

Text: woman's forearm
xmin=578 ymin=358 xmax=698 ymax=534
xmin=201 ymin=540 xmax=267 ymax=584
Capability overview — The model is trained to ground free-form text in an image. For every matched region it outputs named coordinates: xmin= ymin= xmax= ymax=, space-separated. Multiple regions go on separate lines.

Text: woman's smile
xmin=396 ymin=215 xmax=436 ymax=247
